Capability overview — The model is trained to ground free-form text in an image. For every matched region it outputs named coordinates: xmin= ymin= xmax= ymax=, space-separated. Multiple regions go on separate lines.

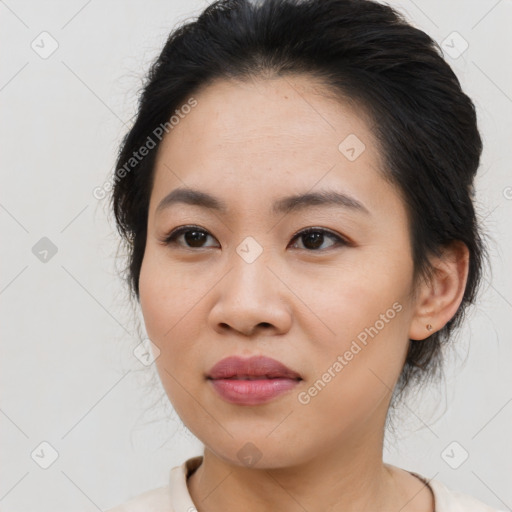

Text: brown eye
xmin=290 ymin=228 xmax=347 ymax=251
xmin=163 ymin=226 xmax=219 ymax=249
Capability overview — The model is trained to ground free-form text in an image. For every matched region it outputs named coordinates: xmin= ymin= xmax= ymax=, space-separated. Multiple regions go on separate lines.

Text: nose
xmin=208 ymin=249 xmax=293 ymax=338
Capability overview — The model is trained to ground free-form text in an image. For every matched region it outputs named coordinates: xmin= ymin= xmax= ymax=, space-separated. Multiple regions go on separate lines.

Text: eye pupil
xmin=303 ymin=232 xmax=323 ymax=249
xmin=185 ymin=230 xmax=207 ymax=247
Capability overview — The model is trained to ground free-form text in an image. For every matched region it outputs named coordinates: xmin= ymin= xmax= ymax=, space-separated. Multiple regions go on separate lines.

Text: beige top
xmin=106 ymin=456 xmax=505 ymax=512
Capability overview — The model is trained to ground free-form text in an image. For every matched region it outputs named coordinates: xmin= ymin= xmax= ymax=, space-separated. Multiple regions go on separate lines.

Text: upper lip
xmin=207 ymin=355 xmax=302 ymax=380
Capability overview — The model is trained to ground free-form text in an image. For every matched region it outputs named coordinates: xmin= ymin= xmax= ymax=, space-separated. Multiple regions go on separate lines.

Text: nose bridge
xmin=229 ymin=235 xmax=274 ymax=301
xmin=209 ymin=235 xmax=292 ymax=335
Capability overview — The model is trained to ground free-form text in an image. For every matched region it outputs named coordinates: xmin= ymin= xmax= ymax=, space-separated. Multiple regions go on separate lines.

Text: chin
xmin=203 ymin=435 xmax=313 ymax=470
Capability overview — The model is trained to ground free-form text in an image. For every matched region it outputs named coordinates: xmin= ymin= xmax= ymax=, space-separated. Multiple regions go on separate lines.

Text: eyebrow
xmin=155 ymin=187 xmax=370 ymax=216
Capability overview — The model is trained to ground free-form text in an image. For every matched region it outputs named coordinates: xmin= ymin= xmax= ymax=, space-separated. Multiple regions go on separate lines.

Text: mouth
xmin=207 ymin=355 xmax=303 ymax=381
xmin=213 ymin=375 xmax=302 ymax=381
xmin=206 ymin=355 xmax=303 ymax=405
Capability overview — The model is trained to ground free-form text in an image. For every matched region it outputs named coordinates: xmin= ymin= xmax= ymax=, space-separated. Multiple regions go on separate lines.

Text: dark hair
xmin=110 ymin=0 xmax=487 ymax=398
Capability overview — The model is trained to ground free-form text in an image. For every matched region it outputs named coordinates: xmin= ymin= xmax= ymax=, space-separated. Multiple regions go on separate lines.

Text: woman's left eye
xmin=289 ymin=227 xmax=348 ymax=251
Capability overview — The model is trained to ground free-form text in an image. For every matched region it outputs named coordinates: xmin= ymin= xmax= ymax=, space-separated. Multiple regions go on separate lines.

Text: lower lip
xmin=208 ymin=378 xmax=300 ymax=405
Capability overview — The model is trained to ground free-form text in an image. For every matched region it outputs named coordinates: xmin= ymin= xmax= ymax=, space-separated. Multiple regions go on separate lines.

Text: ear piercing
xmin=426 ymin=324 xmax=433 ymax=332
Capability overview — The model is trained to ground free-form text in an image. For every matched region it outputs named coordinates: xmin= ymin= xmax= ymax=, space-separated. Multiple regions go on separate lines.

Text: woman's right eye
xmin=162 ymin=226 xmax=219 ymax=249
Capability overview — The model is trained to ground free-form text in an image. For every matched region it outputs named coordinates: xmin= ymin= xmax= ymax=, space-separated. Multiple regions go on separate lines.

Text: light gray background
xmin=1 ymin=1 xmax=511 ymax=510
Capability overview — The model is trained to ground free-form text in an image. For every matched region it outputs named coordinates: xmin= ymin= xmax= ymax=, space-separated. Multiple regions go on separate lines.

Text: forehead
xmin=162 ymin=74 xmax=376 ymax=153
xmin=149 ymin=75 xmax=396 ymax=218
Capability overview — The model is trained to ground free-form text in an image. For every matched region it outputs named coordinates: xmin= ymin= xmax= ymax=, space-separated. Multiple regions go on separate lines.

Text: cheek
xmin=304 ymin=259 xmax=413 ymax=408
xmin=139 ymin=254 xmax=207 ymax=431
xmin=138 ymin=248 xmax=207 ymax=377
xmin=138 ymin=254 xmax=165 ymax=341
xmin=311 ymin=261 xmax=408 ymax=350
xmin=298 ymin=304 xmax=410 ymax=442
xmin=138 ymin=248 xmax=196 ymax=340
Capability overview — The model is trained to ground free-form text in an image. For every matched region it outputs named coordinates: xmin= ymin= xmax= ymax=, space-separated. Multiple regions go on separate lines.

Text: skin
xmin=138 ymin=74 xmax=469 ymax=512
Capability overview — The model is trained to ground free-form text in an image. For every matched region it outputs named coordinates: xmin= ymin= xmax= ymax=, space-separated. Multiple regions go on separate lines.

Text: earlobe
xmin=408 ymin=241 xmax=470 ymax=341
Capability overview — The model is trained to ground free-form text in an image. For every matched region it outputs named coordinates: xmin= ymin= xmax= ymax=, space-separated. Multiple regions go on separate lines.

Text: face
xmin=139 ymin=75 xmax=419 ymax=468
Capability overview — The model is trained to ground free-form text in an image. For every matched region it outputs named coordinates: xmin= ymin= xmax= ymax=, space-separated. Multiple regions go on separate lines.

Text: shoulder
xmin=104 ymin=455 xmax=203 ymax=512
xmin=412 ymin=473 xmax=506 ymax=512
xmin=104 ymin=485 xmax=173 ymax=512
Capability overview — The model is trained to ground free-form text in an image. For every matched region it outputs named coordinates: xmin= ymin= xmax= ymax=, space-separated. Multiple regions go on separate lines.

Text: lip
xmin=207 ymin=355 xmax=302 ymax=405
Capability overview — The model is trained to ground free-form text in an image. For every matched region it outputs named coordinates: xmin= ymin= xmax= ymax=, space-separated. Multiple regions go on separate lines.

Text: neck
xmin=186 ymin=423 xmax=423 ymax=512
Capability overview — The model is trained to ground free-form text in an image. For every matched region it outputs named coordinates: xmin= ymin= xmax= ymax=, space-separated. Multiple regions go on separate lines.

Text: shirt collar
xmin=170 ymin=456 xmax=460 ymax=512
xmin=169 ymin=455 xmax=203 ymax=512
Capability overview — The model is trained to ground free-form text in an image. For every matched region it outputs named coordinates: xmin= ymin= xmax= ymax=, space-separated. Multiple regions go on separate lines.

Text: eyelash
xmin=161 ymin=225 xmax=350 ymax=251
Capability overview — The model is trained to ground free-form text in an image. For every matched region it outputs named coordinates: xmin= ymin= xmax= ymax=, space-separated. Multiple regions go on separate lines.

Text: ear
xmin=409 ymin=241 xmax=470 ymax=341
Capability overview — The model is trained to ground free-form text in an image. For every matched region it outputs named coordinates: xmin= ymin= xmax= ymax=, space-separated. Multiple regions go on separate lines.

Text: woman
xmin=107 ymin=0 xmax=503 ymax=510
